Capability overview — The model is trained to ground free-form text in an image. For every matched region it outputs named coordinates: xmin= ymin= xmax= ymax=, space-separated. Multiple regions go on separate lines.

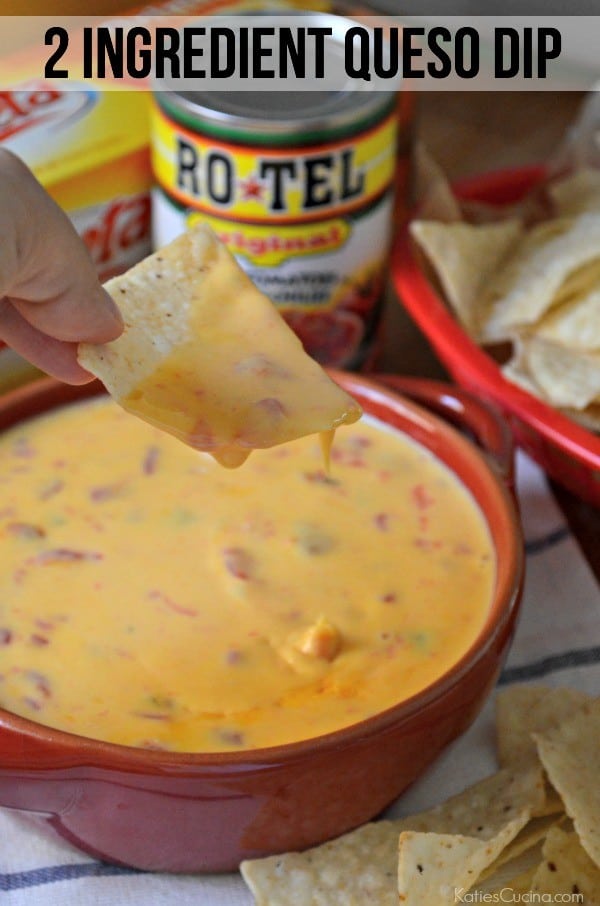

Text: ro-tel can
xmin=151 ymin=15 xmax=399 ymax=369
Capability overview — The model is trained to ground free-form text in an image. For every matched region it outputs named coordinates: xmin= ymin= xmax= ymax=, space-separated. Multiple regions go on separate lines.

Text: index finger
xmin=0 ymin=150 xmax=124 ymax=344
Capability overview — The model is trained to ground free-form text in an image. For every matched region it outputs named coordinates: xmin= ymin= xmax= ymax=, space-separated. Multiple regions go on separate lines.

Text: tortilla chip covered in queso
xmin=0 ymin=398 xmax=495 ymax=752
xmin=78 ymin=224 xmax=361 ymax=468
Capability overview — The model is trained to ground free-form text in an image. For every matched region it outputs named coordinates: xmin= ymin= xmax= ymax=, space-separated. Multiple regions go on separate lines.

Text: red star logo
xmin=238 ymin=175 xmax=264 ymax=201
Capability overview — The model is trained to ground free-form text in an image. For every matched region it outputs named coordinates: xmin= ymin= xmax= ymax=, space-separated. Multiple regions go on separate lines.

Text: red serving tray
xmin=392 ymin=164 xmax=600 ymax=508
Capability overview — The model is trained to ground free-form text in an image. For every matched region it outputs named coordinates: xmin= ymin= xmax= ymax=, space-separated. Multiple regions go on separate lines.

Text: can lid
xmin=155 ymin=13 xmax=398 ymax=141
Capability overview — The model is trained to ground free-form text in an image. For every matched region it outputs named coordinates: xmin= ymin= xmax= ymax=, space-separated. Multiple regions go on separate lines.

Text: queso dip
xmin=0 ymin=398 xmax=495 ymax=752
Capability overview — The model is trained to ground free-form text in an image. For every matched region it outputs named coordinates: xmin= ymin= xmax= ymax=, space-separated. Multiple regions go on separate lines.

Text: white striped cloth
xmin=1 ymin=451 xmax=598 ymax=905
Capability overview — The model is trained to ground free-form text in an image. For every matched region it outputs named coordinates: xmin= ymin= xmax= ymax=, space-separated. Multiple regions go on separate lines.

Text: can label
xmin=151 ymin=97 xmax=397 ymax=367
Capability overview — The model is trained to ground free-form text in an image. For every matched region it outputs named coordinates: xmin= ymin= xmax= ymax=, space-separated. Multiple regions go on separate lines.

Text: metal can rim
xmin=153 ymin=11 xmax=399 ymax=140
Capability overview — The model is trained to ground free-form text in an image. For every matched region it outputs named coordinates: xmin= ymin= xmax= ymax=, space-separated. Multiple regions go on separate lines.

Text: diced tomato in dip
xmin=0 ymin=398 xmax=495 ymax=752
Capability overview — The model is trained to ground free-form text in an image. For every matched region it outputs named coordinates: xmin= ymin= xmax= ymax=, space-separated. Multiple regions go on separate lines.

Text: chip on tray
xmin=409 ymin=160 xmax=600 ymax=434
xmin=523 ymin=338 xmax=600 ymax=410
xmin=78 ymin=223 xmax=361 ymax=468
xmin=548 ymin=167 xmax=600 ymax=217
xmin=536 ymin=287 xmax=600 ymax=350
xmin=240 ymin=685 xmax=598 ymax=905
xmin=481 ymin=213 xmax=600 ymax=342
xmin=409 ymin=219 xmax=522 ymax=337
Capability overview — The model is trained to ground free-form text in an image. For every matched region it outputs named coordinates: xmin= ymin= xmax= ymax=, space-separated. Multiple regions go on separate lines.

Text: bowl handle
xmin=376 ymin=375 xmax=515 ymax=495
xmin=0 ymin=720 xmax=82 ymax=815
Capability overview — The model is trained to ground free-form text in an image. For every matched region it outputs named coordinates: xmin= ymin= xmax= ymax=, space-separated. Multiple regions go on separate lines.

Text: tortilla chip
xmin=240 ymin=820 xmax=401 ymax=906
xmin=501 ymin=357 xmax=547 ymax=399
xmin=479 ymin=814 xmax=564 ymax=881
xmin=495 ymin=686 xmax=594 ymax=822
xmin=481 ymin=865 xmax=538 ymax=896
xmin=531 ymin=826 xmax=600 ymax=899
xmin=410 ymin=154 xmax=600 ymax=430
xmin=397 ymin=820 xmax=524 ymax=905
xmin=503 ymin=356 xmax=600 ymax=434
xmin=534 ymin=697 xmax=600 ymax=868
xmin=409 ymin=219 xmax=522 ymax=336
xmin=537 ymin=788 xmax=568 ymax=819
xmin=495 ymin=684 xmax=550 ymax=766
xmin=481 ymin=213 xmax=600 ymax=341
xmin=524 ymin=337 xmax=600 ymax=409
xmin=476 ymin=833 xmax=550 ymax=895
xmin=537 ymin=287 xmax=600 ymax=350
xmin=550 ymin=256 xmax=600 ymax=309
xmin=395 ymin=765 xmax=546 ymax=838
xmin=79 ymin=224 xmax=361 ymax=468
xmin=495 ymin=684 xmax=593 ymax=768
xmin=241 ymin=767 xmax=544 ymax=905
xmin=412 ymin=143 xmax=462 ymax=223
xmin=548 ymin=167 xmax=600 ymax=218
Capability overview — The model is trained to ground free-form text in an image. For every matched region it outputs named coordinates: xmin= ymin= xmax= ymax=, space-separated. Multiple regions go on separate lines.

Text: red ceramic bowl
xmin=0 ymin=374 xmax=522 ymax=873
xmin=392 ymin=164 xmax=600 ymax=508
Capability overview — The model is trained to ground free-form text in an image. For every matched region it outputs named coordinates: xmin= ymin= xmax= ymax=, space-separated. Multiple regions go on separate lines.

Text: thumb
xmin=0 ymin=149 xmax=123 ymax=344
xmin=10 ymin=284 xmax=124 ymax=345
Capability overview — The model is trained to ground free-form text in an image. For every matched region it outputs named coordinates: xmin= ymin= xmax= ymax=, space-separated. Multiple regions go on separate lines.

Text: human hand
xmin=0 ymin=149 xmax=123 ymax=384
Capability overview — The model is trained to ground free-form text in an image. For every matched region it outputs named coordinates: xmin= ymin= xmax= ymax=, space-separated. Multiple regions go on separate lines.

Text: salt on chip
xmin=534 ymin=697 xmax=600 ymax=869
xmin=397 ymin=820 xmax=524 ymax=905
xmin=409 ymin=219 xmax=522 ymax=337
xmin=78 ymin=223 xmax=361 ymax=468
xmin=481 ymin=213 xmax=600 ymax=341
xmin=531 ymin=826 xmax=600 ymax=900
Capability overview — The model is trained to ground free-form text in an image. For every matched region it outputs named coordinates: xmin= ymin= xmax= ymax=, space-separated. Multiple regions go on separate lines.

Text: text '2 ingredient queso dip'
xmin=0 ymin=397 xmax=495 ymax=753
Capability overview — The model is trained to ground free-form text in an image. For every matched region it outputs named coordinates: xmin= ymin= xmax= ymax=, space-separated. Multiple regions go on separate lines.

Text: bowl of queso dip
xmin=0 ymin=373 xmax=522 ymax=872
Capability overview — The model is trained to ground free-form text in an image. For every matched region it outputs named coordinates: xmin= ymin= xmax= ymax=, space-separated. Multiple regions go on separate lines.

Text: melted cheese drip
xmin=319 ymin=429 xmax=336 ymax=473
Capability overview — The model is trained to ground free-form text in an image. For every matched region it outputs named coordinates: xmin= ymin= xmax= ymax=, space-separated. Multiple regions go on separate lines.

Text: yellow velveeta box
xmin=0 ymin=0 xmax=214 ymax=390
xmin=0 ymin=76 xmax=154 ymax=388
xmin=0 ymin=82 xmax=152 ymax=282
